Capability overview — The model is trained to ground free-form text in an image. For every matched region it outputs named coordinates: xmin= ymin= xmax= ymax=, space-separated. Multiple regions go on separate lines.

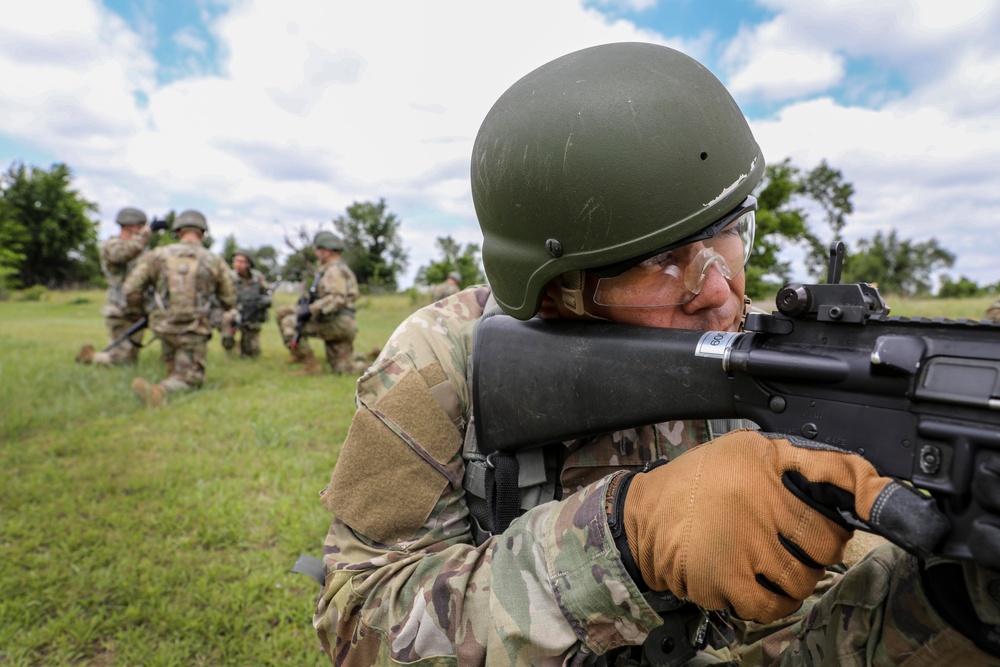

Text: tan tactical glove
xmin=619 ymin=429 xmax=948 ymax=623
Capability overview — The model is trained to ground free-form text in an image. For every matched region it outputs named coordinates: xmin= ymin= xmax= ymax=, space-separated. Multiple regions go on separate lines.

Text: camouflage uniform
xmin=223 ymin=268 xmax=271 ymax=358
xmin=314 ymin=286 xmax=1000 ymax=666
xmin=987 ymin=297 xmax=1000 ymax=322
xmin=123 ymin=239 xmax=235 ymax=394
xmin=90 ymin=226 xmax=152 ymax=365
xmin=278 ymin=257 xmax=360 ymax=374
xmin=430 ymin=279 xmax=460 ymax=302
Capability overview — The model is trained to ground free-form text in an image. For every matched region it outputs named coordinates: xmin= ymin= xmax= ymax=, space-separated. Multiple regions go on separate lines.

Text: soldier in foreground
xmin=313 ymin=44 xmax=1000 ymax=665
xmin=987 ymin=296 xmax=1000 ymax=321
xmin=75 ymin=207 xmax=160 ymax=366
xmin=277 ymin=231 xmax=361 ymax=375
xmin=429 ymin=270 xmax=461 ymax=302
xmin=220 ymin=248 xmax=271 ymax=358
xmin=123 ymin=210 xmax=235 ymax=406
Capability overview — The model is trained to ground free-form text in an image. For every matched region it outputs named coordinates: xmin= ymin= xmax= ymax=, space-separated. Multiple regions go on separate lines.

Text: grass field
xmin=0 ymin=289 xmax=420 ymax=667
xmin=0 ymin=288 xmax=995 ymax=666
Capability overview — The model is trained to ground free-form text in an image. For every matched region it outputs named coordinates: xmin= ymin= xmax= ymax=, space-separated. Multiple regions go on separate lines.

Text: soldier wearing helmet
xmin=219 ymin=248 xmax=273 ymax=358
xmin=75 ymin=207 xmax=155 ymax=366
xmin=122 ymin=210 xmax=236 ymax=406
xmin=429 ymin=270 xmax=463 ymax=302
xmin=313 ymin=44 xmax=999 ymax=666
xmin=276 ymin=230 xmax=363 ymax=375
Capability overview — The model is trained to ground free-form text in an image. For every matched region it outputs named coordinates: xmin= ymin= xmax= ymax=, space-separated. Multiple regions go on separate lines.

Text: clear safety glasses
xmin=592 ymin=196 xmax=757 ymax=309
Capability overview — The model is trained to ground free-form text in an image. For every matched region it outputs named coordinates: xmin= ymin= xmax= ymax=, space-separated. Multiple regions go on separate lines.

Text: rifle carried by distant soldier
xmin=290 ymin=271 xmax=321 ymax=350
xmin=472 ymin=243 xmax=1000 ymax=569
xmin=103 ymin=315 xmax=149 ymax=352
xmin=232 ymin=274 xmax=281 ymax=334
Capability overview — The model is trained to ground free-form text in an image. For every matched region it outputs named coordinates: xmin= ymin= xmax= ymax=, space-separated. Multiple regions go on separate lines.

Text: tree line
xmin=1 ymin=160 xmax=996 ymax=300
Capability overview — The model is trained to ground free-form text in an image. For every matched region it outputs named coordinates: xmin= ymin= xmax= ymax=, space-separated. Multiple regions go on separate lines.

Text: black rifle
xmin=290 ymin=272 xmax=321 ymax=350
xmin=149 ymin=217 xmax=169 ymax=233
xmin=233 ymin=275 xmax=281 ymax=334
xmin=103 ymin=315 xmax=149 ymax=352
xmin=471 ymin=244 xmax=1000 ymax=564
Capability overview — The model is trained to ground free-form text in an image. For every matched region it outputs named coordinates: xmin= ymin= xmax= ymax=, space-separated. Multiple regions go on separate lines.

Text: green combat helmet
xmin=471 ymin=42 xmax=765 ymax=320
xmin=233 ymin=248 xmax=255 ymax=267
xmin=174 ymin=210 xmax=209 ymax=233
xmin=448 ymin=271 xmax=462 ymax=283
xmin=314 ymin=231 xmax=345 ymax=251
xmin=116 ymin=207 xmax=147 ymax=226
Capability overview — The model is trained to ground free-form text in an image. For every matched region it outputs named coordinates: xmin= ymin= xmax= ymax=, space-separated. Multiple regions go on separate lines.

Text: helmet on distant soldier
xmin=471 ymin=42 xmax=765 ymax=320
xmin=448 ymin=271 xmax=461 ymax=283
xmin=174 ymin=210 xmax=209 ymax=233
xmin=233 ymin=248 xmax=255 ymax=267
xmin=116 ymin=207 xmax=147 ymax=227
xmin=314 ymin=231 xmax=345 ymax=251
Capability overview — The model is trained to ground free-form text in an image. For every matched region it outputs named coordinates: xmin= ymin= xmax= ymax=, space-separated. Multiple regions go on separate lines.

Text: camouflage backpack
xmin=163 ymin=246 xmax=207 ymax=325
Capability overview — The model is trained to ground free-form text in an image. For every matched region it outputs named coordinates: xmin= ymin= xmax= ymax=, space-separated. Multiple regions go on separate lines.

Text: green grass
xmin=0 ymin=290 xmax=418 ymax=667
xmin=0 ymin=288 xmax=993 ymax=666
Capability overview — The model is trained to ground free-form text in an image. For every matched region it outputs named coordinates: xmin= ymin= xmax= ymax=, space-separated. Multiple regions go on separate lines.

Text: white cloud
xmin=0 ymin=0 xmax=694 ymax=285
xmin=1 ymin=0 xmax=999 ymax=290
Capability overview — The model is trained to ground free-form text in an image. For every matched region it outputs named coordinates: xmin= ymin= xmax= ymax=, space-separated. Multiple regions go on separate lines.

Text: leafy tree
xmin=218 ymin=235 xmax=281 ymax=281
xmin=0 ymin=162 xmax=100 ymax=287
xmin=841 ymin=229 xmax=954 ymax=296
xmin=801 ymin=159 xmax=855 ymax=274
xmin=937 ymin=275 xmax=983 ymax=299
xmin=278 ymin=223 xmax=319 ymax=282
xmin=333 ymin=199 xmax=409 ymax=291
xmin=745 ymin=159 xmax=820 ymax=299
xmin=221 ymin=233 xmax=239 ymax=263
xmin=253 ymin=245 xmax=280 ymax=281
xmin=416 ymin=236 xmax=485 ymax=288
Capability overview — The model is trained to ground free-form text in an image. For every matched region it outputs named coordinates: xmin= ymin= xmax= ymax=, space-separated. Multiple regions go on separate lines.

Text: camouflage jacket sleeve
xmin=102 ymin=227 xmax=151 ymax=267
xmin=214 ymin=257 xmax=237 ymax=311
xmin=314 ymin=287 xmax=661 ymax=665
xmin=121 ymin=251 xmax=156 ymax=311
xmin=255 ymin=271 xmax=272 ymax=306
xmin=311 ymin=261 xmax=357 ymax=317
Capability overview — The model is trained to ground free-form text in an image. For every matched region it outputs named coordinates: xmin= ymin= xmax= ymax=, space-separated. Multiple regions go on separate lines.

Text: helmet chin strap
xmin=558 ymin=270 xmax=610 ymax=321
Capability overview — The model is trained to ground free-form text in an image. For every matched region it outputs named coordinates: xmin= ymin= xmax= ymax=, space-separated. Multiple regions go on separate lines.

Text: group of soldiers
xmin=75 ymin=208 xmax=367 ymax=407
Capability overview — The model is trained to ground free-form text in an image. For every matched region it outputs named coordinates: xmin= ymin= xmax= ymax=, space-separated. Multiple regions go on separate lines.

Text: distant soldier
xmin=123 ymin=210 xmax=236 ymax=406
xmin=987 ymin=296 xmax=1000 ymax=321
xmin=75 ymin=207 xmax=162 ymax=365
xmin=430 ymin=270 xmax=462 ymax=302
xmin=277 ymin=231 xmax=362 ymax=375
xmin=221 ymin=248 xmax=272 ymax=358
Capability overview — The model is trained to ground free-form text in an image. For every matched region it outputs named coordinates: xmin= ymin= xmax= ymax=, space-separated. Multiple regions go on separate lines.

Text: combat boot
xmin=291 ymin=348 xmax=323 ymax=376
xmin=221 ymin=335 xmax=236 ymax=354
xmin=130 ymin=378 xmax=167 ymax=407
xmin=285 ymin=346 xmax=305 ymax=364
xmin=75 ymin=344 xmax=95 ymax=364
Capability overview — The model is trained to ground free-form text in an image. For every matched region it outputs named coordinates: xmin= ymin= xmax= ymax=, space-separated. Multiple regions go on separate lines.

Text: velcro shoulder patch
xmin=323 ymin=352 xmax=463 ymax=545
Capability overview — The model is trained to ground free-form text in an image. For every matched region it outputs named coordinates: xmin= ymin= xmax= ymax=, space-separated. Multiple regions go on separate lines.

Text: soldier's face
xmin=544 ymin=262 xmax=745 ymax=332
xmin=583 ymin=266 xmax=746 ymax=332
xmin=233 ymin=256 xmax=250 ymax=274
xmin=120 ymin=224 xmax=142 ymax=239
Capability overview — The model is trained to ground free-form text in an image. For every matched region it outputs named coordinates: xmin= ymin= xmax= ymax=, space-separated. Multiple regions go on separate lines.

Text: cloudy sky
xmin=2 ymin=0 xmax=998 ymax=288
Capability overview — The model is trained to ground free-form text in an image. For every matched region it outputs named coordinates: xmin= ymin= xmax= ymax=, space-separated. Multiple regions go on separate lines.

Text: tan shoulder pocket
xmin=323 ymin=352 xmax=463 ymax=545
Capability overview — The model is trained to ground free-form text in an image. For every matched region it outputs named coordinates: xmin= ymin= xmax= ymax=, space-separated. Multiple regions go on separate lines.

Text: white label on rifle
xmin=695 ymin=331 xmax=741 ymax=358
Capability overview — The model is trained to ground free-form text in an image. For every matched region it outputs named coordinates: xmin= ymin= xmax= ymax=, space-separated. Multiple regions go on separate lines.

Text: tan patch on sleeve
xmin=323 ymin=357 xmax=463 ymax=545
xmin=373 ymin=370 xmax=461 ymax=465
xmin=324 ymin=408 xmax=450 ymax=545
xmin=419 ymin=362 xmax=463 ymax=428
xmin=842 ymin=531 xmax=888 ymax=568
